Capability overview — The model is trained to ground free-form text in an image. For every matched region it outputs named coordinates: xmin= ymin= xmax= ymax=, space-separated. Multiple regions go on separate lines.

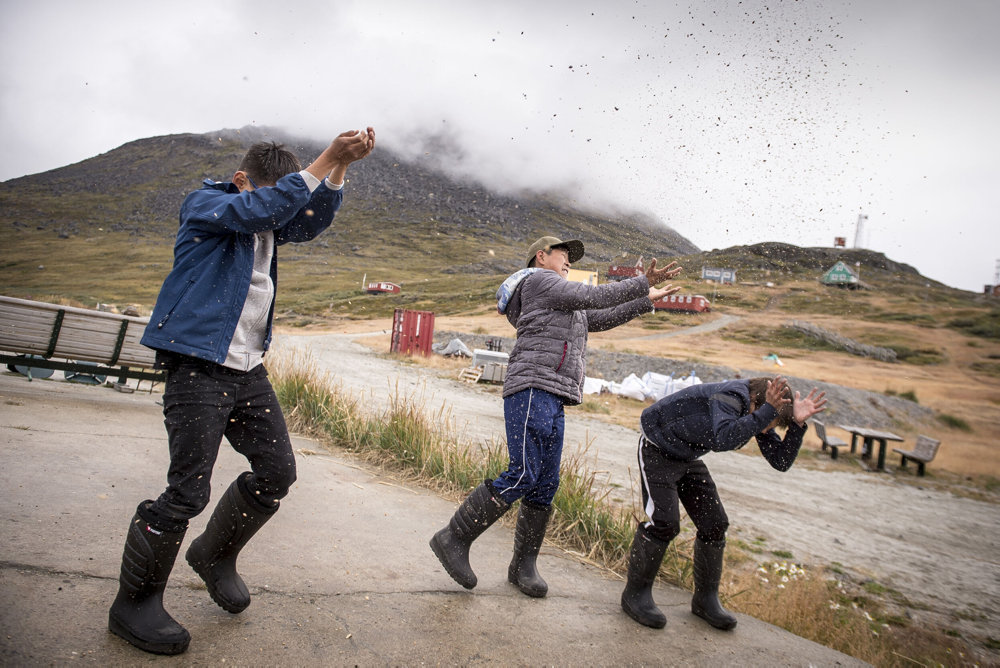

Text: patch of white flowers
xmin=756 ymin=561 xmax=806 ymax=589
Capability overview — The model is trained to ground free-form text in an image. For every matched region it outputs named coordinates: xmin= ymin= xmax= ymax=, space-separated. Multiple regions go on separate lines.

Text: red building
xmin=652 ymin=294 xmax=711 ymax=313
xmin=607 ymin=256 xmax=644 ymax=281
xmin=366 ymin=281 xmax=401 ymax=294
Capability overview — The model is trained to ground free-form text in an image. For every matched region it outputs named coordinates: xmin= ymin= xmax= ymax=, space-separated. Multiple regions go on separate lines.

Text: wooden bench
xmin=0 ymin=295 xmax=165 ymax=389
xmin=813 ymin=419 xmax=848 ymax=459
xmin=893 ymin=435 xmax=941 ymax=476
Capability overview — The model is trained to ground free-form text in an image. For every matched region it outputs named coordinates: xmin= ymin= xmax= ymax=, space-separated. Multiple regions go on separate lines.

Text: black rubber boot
xmin=620 ymin=525 xmax=669 ymax=629
xmin=108 ymin=502 xmax=190 ymax=655
xmin=429 ymin=481 xmax=510 ymax=589
xmin=507 ymin=500 xmax=553 ymax=598
xmin=185 ymin=473 xmax=277 ymax=614
xmin=691 ymin=538 xmax=738 ymax=630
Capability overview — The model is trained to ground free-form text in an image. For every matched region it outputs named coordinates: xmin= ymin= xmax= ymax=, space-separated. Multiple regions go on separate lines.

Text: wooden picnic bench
xmin=893 ymin=435 xmax=941 ymax=477
xmin=0 ymin=295 xmax=165 ymax=388
xmin=812 ymin=419 xmax=848 ymax=459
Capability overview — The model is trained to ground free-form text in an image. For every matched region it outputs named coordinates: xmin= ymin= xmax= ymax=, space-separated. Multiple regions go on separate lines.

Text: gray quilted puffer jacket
xmin=501 ymin=270 xmax=653 ymax=405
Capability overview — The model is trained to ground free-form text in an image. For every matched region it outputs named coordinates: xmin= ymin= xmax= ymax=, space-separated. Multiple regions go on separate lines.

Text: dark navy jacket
xmin=639 ymin=379 xmax=808 ymax=471
xmin=141 ymin=172 xmax=341 ymax=363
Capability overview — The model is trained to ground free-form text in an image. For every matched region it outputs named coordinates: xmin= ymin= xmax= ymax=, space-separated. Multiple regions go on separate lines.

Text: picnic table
xmin=837 ymin=424 xmax=904 ymax=472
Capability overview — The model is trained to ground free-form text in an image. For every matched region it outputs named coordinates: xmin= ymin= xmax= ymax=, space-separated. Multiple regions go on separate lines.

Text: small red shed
xmin=652 ymin=294 xmax=711 ymax=313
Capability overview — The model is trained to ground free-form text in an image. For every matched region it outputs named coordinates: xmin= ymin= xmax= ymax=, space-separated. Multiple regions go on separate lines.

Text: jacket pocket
xmin=554 ymin=341 xmax=568 ymax=372
xmin=156 ymin=279 xmax=196 ymax=329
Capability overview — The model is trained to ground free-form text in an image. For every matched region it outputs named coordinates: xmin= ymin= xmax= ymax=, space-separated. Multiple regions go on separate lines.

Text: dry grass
xmin=723 ymin=562 xmax=985 ymax=666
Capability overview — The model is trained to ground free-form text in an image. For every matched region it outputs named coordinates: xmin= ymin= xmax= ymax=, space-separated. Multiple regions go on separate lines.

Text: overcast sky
xmin=2 ymin=0 xmax=997 ymax=291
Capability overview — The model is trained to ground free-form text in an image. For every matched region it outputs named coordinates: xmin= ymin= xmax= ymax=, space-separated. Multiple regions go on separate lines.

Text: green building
xmin=821 ymin=261 xmax=861 ymax=288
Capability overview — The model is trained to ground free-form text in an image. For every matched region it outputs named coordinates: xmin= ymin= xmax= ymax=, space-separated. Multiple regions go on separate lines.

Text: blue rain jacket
xmin=141 ymin=173 xmax=341 ymax=363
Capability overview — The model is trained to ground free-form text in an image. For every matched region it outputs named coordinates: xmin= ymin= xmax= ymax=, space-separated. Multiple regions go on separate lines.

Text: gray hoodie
xmin=499 ymin=269 xmax=653 ymax=405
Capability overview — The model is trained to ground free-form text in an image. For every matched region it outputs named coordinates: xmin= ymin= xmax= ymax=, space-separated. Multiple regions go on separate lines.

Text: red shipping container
xmin=390 ymin=309 xmax=435 ymax=357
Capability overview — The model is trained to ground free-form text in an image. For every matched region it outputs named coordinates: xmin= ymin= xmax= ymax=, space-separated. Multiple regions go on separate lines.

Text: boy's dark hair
xmin=748 ymin=377 xmax=795 ymax=428
xmin=238 ymin=142 xmax=301 ymax=185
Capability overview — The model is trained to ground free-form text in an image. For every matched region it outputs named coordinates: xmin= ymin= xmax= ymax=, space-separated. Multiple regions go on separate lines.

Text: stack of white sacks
xmin=583 ymin=370 xmax=702 ymax=402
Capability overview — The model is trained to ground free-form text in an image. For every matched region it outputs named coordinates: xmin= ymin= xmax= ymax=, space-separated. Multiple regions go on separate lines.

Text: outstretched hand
xmin=649 ymin=284 xmax=681 ymax=301
xmin=327 ymin=127 xmax=376 ymax=165
xmin=645 ymin=259 xmax=683 ymax=285
xmin=305 ymin=127 xmax=376 ymax=183
xmin=765 ymin=375 xmax=791 ymax=410
xmin=792 ymin=388 xmax=827 ymax=426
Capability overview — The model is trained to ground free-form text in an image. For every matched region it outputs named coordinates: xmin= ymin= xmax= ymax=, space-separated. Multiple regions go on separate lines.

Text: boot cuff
xmin=136 ymin=500 xmax=188 ymax=534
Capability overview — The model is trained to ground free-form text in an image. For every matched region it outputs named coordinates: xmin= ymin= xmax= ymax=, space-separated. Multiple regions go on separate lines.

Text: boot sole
xmin=621 ymin=597 xmax=666 ymax=629
xmin=108 ymin=614 xmax=190 ymax=655
xmin=429 ymin=534 xmax=476 ymax=589
xmin=692 ymin=607 xmax=738 ymax=631
xmin=186 ymin=553 xmax=250 ymax=614
xmin=508 ymin=573 xmax=547 ymax=598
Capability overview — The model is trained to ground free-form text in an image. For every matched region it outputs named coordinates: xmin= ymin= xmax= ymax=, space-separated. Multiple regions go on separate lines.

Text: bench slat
xmin=0 ymin=296 xmax=156 ymax=369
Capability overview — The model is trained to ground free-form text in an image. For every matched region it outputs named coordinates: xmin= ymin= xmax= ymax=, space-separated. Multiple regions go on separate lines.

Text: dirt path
xmin=277 ymin=330 xmax=1000 ymax=645
xmin=626 ymin=313 xmax=741 ymax=340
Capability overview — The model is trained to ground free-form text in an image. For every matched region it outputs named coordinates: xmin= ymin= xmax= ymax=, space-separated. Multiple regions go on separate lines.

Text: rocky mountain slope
xmin=0 ymin=125 xmax=699 ymax=271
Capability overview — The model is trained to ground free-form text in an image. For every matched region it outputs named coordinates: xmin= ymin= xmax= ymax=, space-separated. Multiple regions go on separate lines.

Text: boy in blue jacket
xmin=109 ymin=130 xmax=374 ymax=655
xmin=621 ymin=375 xmax=826 ymax=630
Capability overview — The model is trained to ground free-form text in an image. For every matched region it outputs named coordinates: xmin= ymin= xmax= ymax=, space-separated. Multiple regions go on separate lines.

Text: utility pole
xmin=853 ymin=213 xmax=868 ymax=249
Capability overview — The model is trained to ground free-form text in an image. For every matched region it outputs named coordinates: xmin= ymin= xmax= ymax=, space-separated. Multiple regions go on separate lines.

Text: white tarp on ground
xmin=610 ymin=373 xmax=649 ymax=401
xmin=583 ymin=376 xmax=611 ymax=396
xmin=584 ymin=370 xmax=701 ymax=402
xmin=641 ymin=371 xmax=673 ymax=400
xmin=432 ymin=338 xmax=473 ymax=357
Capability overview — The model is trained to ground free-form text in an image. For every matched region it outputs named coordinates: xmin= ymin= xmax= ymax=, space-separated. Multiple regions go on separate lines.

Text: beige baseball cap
xmin=526 ymin=236 xmax=585 ymax=267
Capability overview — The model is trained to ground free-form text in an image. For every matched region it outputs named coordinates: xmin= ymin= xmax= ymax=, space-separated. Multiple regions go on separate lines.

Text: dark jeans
xmin=637 ymin=436 xmax=729 ymax=544
xmin=145 ymin=354 xmax=296 ymax=531
xmin=492 ymin=388 xmax=565 ymax=506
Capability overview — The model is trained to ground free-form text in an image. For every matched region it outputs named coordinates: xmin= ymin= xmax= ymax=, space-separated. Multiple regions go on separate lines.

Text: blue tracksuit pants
xmin=492 ymin=388 xmax=565 ymax=506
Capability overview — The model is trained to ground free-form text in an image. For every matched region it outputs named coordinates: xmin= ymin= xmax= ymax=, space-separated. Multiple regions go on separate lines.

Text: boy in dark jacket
xmin=431 ymin=236 xmax=681 ymax=598
xmin=109 ymin=130 xmax=374 ymax=655
xmin=621 ymin=375 xmax=826 ymax=630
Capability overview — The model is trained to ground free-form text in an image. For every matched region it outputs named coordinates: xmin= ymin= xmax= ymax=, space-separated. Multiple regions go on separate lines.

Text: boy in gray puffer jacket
xmin=431 ymin=236 xmax=681 ymax=598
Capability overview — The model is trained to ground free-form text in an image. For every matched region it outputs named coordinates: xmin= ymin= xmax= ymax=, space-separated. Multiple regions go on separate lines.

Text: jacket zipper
xmin=156 ymin=279 xmax=195 ymax=329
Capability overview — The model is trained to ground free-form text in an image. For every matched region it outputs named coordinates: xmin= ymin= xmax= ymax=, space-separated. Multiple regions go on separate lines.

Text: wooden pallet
xmin=458 ymin=367 xmax=483 ymax=383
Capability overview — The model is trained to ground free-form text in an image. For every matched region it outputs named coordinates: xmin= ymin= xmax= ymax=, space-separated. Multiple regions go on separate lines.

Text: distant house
xmin=652 ymin=294 xmax=711 ymax=313
xmin=820 ymin=261 xmax=861 ymax=289
xmin=567 ymin=268 xmax=598 ymax=286
xmin=608 ymin=256 xmax=643 ymax=281
xmin=701 ymin=266 xmax=737 ymax=284
xmin=366 ymin=281 xmax=401 ymax=294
